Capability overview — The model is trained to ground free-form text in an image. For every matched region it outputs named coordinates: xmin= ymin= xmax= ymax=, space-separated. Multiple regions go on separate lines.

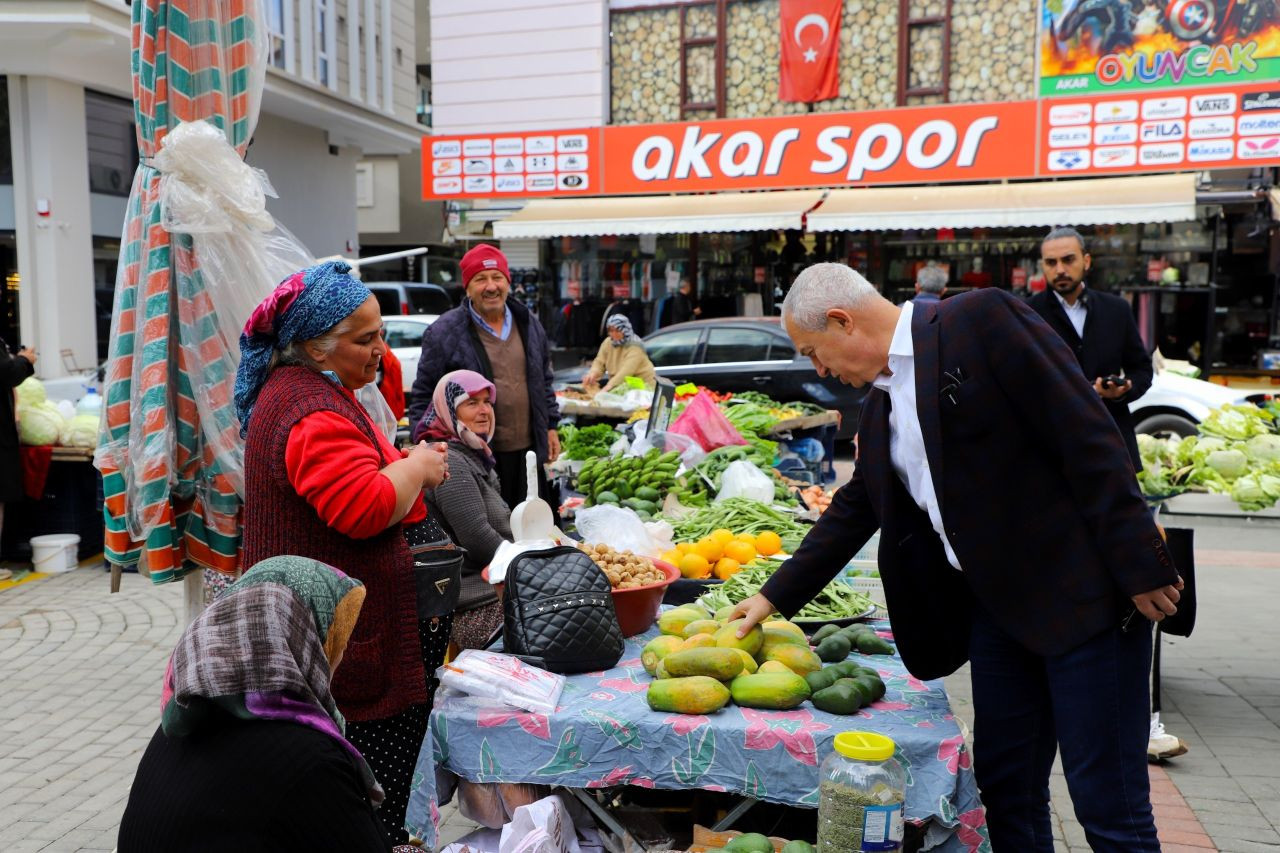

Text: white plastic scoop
xmin=508 ymin=450 xmax=555 ymax=541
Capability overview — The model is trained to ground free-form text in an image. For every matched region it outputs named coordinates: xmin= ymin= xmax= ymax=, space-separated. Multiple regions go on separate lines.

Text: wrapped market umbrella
xmin=97 ymin=0 xmax=309 ymax=584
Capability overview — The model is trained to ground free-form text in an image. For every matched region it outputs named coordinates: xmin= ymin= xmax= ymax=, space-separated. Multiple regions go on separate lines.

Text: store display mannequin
xmin=961 ymin=256 xmax=992 ymax=288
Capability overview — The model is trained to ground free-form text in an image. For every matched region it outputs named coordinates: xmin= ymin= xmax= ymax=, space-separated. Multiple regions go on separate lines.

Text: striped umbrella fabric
xmin=98 ymin=0 xmax=265 ymax=583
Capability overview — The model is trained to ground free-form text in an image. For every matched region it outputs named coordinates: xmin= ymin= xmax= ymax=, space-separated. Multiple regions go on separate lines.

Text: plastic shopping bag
xmin=629 ymin=427 xmax=707 ymax=470
xmin=669 ymin=391 xmax=747 ymax=452
xmin=499 ymin=795 xmax=582 ymax=853
xmin=575 ymin=504 xmax=673 ymax=558
xmin=715 ymin=459 xmax=775 ymax=504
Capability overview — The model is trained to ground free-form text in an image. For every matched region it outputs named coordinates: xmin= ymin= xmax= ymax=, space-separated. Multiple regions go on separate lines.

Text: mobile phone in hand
xmin=1101 ymin=375 xmax=1124 ymax=389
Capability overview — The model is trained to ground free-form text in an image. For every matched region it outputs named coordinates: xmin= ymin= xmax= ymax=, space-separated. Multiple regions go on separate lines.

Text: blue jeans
xmin=969 ymin=604 xmax=1157 ymax=852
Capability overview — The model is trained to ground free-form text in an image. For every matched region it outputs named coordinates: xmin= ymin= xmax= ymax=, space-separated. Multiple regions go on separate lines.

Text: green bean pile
xmin=696 ymin=561 xmax=876 ymax=622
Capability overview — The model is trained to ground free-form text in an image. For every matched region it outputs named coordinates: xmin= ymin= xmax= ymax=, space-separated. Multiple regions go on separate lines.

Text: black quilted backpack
xmin=502 ymin=545 xmax=625 ymax=674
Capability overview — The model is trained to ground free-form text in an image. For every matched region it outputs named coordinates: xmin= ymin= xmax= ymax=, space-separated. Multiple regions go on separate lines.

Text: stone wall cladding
xmin=609 ymin=0 xmax=1037 ymax=125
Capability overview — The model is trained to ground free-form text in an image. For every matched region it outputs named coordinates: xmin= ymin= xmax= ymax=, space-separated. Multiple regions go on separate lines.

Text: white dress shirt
xmin=872 ymin=301 xmax=963 ymax=570
xmin=1054 ymin=287 xmax=1087 ymax=338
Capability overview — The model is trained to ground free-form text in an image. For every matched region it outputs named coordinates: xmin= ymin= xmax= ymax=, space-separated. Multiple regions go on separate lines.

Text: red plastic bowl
xmin=610 ymin=559 xmax=681 ymax=637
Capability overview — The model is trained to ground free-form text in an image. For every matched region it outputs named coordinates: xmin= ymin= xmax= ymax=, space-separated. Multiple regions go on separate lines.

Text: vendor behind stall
xmin=583 ymin=315 xmax=655 ymax=393
xmin=236 ymin=261 xmax=449 ymax=845
xmin=420 ymin=370 xmax=508 ymax=651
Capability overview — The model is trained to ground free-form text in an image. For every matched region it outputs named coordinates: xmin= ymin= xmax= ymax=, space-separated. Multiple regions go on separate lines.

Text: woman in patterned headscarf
xmin=582 ymin=314 xmax=655 ymax=393
xmin=118 ymin=557 xmax=402 ymax=851
xmin=418 ymin=370 xmax=508 ymax=651
xmin=237 ymin=261 xmax=449 ymax=844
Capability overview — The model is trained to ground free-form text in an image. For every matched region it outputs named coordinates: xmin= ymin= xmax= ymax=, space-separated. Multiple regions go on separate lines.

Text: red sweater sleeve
xmin=285 ymin=410 xmax=424 ymax=539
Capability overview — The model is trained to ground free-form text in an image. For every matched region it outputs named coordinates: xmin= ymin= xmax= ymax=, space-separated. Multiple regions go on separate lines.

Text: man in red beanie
xmin=408 ymin=244 xmax=560 ymax=510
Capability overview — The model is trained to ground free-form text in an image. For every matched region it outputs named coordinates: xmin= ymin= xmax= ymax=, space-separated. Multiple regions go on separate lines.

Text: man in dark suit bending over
xmin=1029 ymin=226 xmax=1153 ymax=469
xmin=731 ymin=263 xmax=1182 ymax=851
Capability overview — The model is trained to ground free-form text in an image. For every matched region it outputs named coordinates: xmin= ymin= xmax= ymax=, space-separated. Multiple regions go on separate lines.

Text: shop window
xmin=85 ymin=90 xmax=137 ymax=198
xmin=0 ymin=77 xmax=12 ymax=184
xmin=680 ymin=1 xmax=725 ymax=118
xmin=704 ymin=327 xmax=778 ymax=364
xmin=897 ymin=0 xmax=951 ymax=105
xmin=646 ymin=328 xmax=703 ymax=367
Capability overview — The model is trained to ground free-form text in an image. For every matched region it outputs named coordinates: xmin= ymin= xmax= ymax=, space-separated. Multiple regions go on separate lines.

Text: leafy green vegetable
xmin=1205 ymin=449 xmax=1249 ymax=481
xmin=562 ymin=423 xmax=618 ymax=460
xmin=1198 ymin=404 xmax=1276 ymax=441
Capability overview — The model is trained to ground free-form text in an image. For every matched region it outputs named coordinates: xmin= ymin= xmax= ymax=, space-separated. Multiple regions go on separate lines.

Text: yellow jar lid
xmin=833 ymin=731 xmax=896 ymax=762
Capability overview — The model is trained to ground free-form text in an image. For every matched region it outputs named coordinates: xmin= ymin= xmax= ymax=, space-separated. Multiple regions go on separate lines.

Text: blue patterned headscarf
xmin=607 ymin=314 xmax=639 ymax=346
xmin=234 ymin=261 xmax=372 ymax=436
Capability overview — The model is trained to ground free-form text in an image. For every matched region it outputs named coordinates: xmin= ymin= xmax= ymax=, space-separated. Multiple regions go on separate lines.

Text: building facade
xmin=0 ymin=0 xmax=422 ymax=378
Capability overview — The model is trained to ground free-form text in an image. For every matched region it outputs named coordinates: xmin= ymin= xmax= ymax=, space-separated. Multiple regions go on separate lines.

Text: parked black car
xmin=553 ymin=317 xmax=864 ymax=439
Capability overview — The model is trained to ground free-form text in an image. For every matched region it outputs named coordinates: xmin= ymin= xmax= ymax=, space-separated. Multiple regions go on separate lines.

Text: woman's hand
xmin=409 ymin=441 xmax=449 ymax=489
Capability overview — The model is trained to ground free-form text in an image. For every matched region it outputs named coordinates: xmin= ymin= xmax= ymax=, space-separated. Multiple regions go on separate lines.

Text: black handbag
xmin=502 ymin=545 xmax=625 ymax=674
xmin=404 ymin=515 xmax=463 ymax=621
xmin=1159 ymin=526 xmax=1196 ymax=638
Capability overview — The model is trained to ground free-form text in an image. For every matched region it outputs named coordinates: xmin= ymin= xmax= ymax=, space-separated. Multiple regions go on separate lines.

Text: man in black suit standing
xmin=731 ymin=263 xmax=1181 ymax=851
xmin=1029 ymin=227 xmax=1153 ymax=468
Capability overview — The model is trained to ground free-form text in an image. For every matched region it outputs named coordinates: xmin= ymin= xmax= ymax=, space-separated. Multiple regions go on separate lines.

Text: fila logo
xmin=1190 ymin=93 xmax=1236 ymax=116
xmin=1140 ymin=121 xmax=1185 ymax=142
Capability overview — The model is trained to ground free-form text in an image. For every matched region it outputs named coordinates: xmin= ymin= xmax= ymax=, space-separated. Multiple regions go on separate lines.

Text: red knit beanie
xmin=460 ymin=244 xmax=510 ymax=286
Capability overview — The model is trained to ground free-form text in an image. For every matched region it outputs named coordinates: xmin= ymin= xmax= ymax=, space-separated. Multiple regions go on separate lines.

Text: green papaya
xmin=725 ymin=833 xmax=774 ymax=853
xmin=780 ymin=841 xmax=816 ymax=853
xmin=814 ymin=634 xmax=852 ymax=663
xmin=811 ymin=681 xmax=864 ymax=715
xmin=596 ymin=490 xmax=620 ymax=505
xmin=729 ymin=672 xmax=811 ymax=710
xmin=804 ymin=667 xmax=838 ymax=694
xmin=635 ymin=486 xmax=661 ymax=502
xmin=855 ymin=633 xmax=896 ymax=656
xmin=811 ymin=624 xmax=842 ymax=643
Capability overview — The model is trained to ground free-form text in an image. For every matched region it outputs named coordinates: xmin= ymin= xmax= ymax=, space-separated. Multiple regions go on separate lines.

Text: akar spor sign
xmin=1040 ymin=0 xmax=1280 ymax=96
xmin=421 ymin=102 xmax=1039 ymax=200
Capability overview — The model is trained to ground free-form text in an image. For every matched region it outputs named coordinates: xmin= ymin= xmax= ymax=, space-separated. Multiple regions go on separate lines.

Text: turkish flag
xmin=779 ymin=0 xmax=842 ymax=103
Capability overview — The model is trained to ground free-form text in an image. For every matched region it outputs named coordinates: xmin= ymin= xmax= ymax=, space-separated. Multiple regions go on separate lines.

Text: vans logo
xmin=1187 ymin=140 xmax=1233 ymax=161
xmin=1242 ymin=91 xmax=1280 ymax=112
xmin=1190 ymin=93 xmax=1236 ymax=116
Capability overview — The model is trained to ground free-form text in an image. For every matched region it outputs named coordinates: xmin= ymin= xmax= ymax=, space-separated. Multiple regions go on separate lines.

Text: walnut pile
xmin=576 ymin=542 xmax=665 ymax=589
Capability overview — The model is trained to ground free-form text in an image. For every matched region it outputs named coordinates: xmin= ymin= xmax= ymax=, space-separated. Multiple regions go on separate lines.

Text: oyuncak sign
xmin=1039 ymin=0 xmax=1280 ymax=96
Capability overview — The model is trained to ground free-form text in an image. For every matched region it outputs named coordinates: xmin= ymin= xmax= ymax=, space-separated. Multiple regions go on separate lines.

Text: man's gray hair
xmin=1043 ymin=226 xmax=1087 ymax=253
xmin=916 ymin=265 xmax=948 ymax=294
xmin=782 ymin=263 xmax=878 ymax=331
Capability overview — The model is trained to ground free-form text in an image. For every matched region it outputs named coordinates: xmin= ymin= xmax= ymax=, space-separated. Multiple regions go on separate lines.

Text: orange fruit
xmin=676 ymin=542 xmax=696 ymax=556
xmin=735 ymin=532 xmax=758 ymax=545
xmin=660 ymin=549 xmax=683 ymax=566
xmin=678 ymin=553 xmax=711 ymax=579
xmin=755 ymin=531 xmax=783 ymax=556
xmin=723 ymin=540 xmax=757 ymax=564
xmin=709 ymin=528 xmax=735 ymax=547
xmin=694 ymin=538 xmax=724 ymax=563
xmin=714 ymin=557 xmax=742 ymax=580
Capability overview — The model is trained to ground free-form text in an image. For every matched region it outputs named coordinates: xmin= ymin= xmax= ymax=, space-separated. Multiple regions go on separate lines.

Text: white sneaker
xmin=1148 ymin=714 xmax=1189 ymax=761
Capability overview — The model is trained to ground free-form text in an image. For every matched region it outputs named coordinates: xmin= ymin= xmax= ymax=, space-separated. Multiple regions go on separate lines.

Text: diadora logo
xmin=1049 ymin=104 xmax=1092 ymax=126
xmin=1190 ymin=93 xmax=1236 ymax=116
xmin=1094 ymin=146 xmax=1137 ymax=167
xmin=1049 ymin=126 xmax=1092 ymax=147
xmin=1140 ymin=121 xmax=1186 ymax=141
xmin=1188 ymin=116 xmax=1235 ymax=139
xmin=1142 ymin=97 xmax=1188 ymax=120
xmin=1139 ymin=143 xmax=1184 ymax=164
xmin=1094 ymin=100 xmax=1139 ymax=122
xmin=1238 ymin=115 xmax=1280 ymax=136
xmin=1187 ymin=139 xmax=1233 ymax=161
xmin=431 ymin=140 xmax=462 ymax=158
xmin=1048 ymin=149 xmax=1090 ymax=170
xmin=1242 ymin=91 xmax=1280 ymax=112
xmin=1094 ymin=123 xmax=1138 ymax=145
xmin=1237 ymin=136 xmax=1280 ymax=159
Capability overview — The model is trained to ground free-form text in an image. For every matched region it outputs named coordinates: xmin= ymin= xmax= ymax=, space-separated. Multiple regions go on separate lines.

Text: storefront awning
xmin=806 ymin=173 xmax=1199 ymax=232
xmin=493 ymin=190 xmax=826 ymax=239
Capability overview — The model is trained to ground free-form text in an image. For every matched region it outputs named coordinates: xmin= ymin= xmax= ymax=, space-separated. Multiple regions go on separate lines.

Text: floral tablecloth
xmin=406 ymin=621 xmax=989 ymax=851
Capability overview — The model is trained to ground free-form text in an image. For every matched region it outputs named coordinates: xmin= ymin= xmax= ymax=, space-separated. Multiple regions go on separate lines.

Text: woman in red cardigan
xmin=235 ymin=261 xmax=448 ymax=844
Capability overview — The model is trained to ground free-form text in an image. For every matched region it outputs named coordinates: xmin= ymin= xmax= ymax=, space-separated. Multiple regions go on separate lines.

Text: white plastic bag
xmin=437 ymin=650 xmax=566 ymax=713
xmin=355 ymin=383 xmax=398 ymax=445
xmin=500 ymin=795 xmax=582 ymax=853
xmin=630 ymin=429 xmax=707 ymax=470
xmin=575 ymin=505 xmax=656 ymax=557
xmin=487 ymin=538 xmax=558 ymax=586
xmin=716 ymin=459 xmax=775 ymax=504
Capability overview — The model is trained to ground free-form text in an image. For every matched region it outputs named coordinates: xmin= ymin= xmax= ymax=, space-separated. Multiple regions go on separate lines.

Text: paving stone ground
xmin=1 ymin=515 xmax=1277 ymax=852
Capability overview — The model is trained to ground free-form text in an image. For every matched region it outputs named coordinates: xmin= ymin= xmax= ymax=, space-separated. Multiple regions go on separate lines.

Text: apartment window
xmin=315 ymin=0 xmax=336 ymax=87
xmin=1 ymin=77 xmax=12 ymax=184
xmin=85 ymin=90 xmax=137 ymax=198
xmin=416 ymin=67 xmax=431 ymax=128
xmin=897 ymin=0 xmax=952 ymax=105
xmin=266 ymin=0 xmax=289 ymax=70
xmin=679 ymin=1 xmax=726 ymax=118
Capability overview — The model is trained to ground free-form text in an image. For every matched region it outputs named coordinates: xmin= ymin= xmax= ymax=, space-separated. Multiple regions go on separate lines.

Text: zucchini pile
xmin=579 ymin=449 xmax=681 ymax=517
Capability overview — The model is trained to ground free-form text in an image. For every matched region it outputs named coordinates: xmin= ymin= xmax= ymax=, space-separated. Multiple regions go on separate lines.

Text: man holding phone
xmin=1030 ymin=227 xmax=1153 ymax=468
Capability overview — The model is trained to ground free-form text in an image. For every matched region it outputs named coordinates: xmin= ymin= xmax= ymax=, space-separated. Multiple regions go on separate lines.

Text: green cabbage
xmin=18 ymin=401 xmax=65 ymax=446
xmin=15 ymin=376 xmax=45 ymax=408
xmin=61 ymin=414 xmax=99 ymax=448
xmin=1229 ymin=472 xmax=1280 ymax=512
xmin=1198 ymin=404 xmax=1276 ymax=441
xmin=1205 ymin=449 xmax=1249 ymax=481
xmin=1244 ymin=434 xmax=1280 ymax=466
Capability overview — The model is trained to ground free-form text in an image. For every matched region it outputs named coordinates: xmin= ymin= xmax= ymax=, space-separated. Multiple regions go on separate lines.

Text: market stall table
xmin=406 ymin=620 xmax=986 ymax=851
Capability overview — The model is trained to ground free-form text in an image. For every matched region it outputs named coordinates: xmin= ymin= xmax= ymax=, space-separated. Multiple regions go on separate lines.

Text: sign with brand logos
xmin=424 ymin=85 xmax=1280 ymax=199
xmin=1039 ymin=0 xmax=1280 ymax=96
